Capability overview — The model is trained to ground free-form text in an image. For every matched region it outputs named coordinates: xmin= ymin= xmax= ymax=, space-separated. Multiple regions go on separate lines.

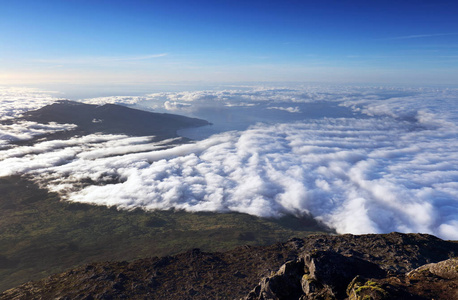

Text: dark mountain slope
xmin=2 ymin=233 xmax=457 ymax=299
xmin=18 ymin=100 xmax=210 ymax=141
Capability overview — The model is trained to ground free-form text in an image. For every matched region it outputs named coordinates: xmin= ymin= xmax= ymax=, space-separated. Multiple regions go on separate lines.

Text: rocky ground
xmin=1 ymin=232 xmax=457 ymax=299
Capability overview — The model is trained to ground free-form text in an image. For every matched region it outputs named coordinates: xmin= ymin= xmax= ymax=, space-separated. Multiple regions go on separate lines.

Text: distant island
xmin=15 ymin=100 xmax=210 ymax=144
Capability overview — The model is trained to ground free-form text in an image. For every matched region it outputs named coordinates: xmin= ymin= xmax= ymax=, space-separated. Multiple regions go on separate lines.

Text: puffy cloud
xmin=267 ymin=106 xmax=301 ymax=113
xmin=438 ymin=221 xmax=458 ymax=240
xmin=163 ymin=101 xmax=192 ymax=111
xmin=78 ymin=95 xmax=150 ymax=106
xmin=1 ymin=85 xmax=457 ymax=240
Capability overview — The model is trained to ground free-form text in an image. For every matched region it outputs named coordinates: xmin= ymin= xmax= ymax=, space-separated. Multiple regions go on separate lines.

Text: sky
xmin=1 ymin=0 xmax=458 ymax=87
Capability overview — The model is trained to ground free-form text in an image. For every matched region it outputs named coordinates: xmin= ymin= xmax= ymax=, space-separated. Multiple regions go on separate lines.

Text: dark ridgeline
xmin=19 ymin=100 xmax=210 ymax=142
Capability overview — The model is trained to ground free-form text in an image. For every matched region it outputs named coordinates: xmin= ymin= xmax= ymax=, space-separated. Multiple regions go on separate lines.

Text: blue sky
xmin=1 ymin=0 xmax=458 ymax=86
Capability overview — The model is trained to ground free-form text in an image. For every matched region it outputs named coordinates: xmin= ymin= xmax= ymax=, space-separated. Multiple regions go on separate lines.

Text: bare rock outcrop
xmin=247 ymin=250 xmax=388 ymax=300
xmin=407 ymin=257 xmax=458 ymax=280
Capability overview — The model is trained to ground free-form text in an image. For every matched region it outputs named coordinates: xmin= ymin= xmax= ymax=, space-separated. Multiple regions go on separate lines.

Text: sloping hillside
xmin=16 ymin=100 xmax=210 ymax=142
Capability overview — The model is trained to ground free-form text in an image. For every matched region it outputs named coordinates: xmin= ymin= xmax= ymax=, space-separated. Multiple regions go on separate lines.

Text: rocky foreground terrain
xmin=1 ymin=232 xmax=457 ymax=299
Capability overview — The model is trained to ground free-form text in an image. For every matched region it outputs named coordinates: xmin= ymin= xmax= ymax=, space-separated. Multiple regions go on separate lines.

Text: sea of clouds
xmin=0 ymin=85 xmax=457 ymax=239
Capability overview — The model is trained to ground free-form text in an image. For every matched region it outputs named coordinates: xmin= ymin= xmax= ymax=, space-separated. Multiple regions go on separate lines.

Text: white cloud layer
xmin=1 ymin=85 xmax=457 ymax=240
xmin=0 ymin=87 xmax=75 ymax=148
xmin=0 ymin=87 xmax=60 ymax=120
xmin=0 ymin=121 xmax=76 ymax=148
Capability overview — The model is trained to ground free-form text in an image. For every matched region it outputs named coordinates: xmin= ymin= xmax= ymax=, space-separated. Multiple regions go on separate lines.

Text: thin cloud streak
xmin=34 ymin=53 xmax=168 ymax=65
xmin=382 ymin=33 xmax=458 ymax=40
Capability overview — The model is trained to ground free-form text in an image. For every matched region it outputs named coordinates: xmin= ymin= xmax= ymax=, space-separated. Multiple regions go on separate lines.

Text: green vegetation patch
xmin=347 ymin=276 xmax=388 ymax=300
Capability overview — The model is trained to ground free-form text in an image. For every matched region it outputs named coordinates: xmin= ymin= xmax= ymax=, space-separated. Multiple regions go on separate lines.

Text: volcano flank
xmin=17 ymin=100 xmax=210 ymax=142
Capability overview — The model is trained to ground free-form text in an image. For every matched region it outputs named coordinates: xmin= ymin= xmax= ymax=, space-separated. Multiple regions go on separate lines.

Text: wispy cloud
xmin=382 ymin=33 xmax=458 ymax=40
xmin=111 ymin=53 xmax=168 ymax=61
xmin=34 ymin=53 xmax=168 ymax=65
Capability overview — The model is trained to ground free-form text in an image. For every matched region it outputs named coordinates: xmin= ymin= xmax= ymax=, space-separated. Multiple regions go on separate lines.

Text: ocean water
xmin=1 ymin=85 xmax=457 ymax=239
